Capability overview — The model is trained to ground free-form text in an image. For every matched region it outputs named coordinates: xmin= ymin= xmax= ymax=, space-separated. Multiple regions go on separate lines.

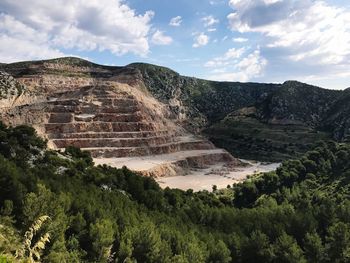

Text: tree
xmin=241 ymin=231 xmax=273 ymax=263
xmin=234 ymin=182 xmax=259 ymax=207
xmin=207 ymin=239 xmax=231 ymax=263
xmin=304 ymin=231 xmax=325 ymax=263
xmin=89 ymin=218 xmax=115 ymax=262
xmin=116 ymin=230 xmax=134 ymax=262
xmin=0 ymin=155 xmax=28 ymax=210
xmin=326 ymin=222 xmax=350 ymax=262
xmin=131 ymin=222 xmax=165 ymax=263
xmin=182 ymin=240 xmax=207 ymax=263
xmin=0 ymin=200 xmax=13 ymax=217
xmin=272 ymin=232 xmax=306 ymax=263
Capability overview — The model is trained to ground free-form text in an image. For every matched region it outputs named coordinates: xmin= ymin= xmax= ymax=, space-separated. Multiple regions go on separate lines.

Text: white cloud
xmin=208 ymin=28 xmax=217 ymax=32
xmin=233 ymin=37 xmax=248 ymax=43
xmin=193 ymin=33 xmax=209 ymax=48
xmin=0 ymin=14 xmax=65 ymax=62
xmin=0 ymin=33 xmax=65 ymax=63
xmin=205 ymin=47 xmax=245 ymax=67
xmin=201 ymin=15 xmax=219 ymax=27
xmin=227 ymin=0 xmax=350 ymax=68
xmin=209 ymin=0 xmax=225 ymax=5
xmin=208 ymin=49 xmax=267 ymax=81
xmin=211 ymin=68 xmax=228 ymax=73
xmin=151 ymin=30 xmax=173 ymax=45
xmin=0 ymin=0 xmax=155 ymax=62
xmin=263 ymin=0 xmax=283 ymax=4
xmin=169 ymin=16 xmax=182 ymax=26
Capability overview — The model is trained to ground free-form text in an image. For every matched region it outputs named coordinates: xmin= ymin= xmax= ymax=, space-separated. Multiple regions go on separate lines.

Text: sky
xmin=0 ymin=0 xmax=349 ymax=89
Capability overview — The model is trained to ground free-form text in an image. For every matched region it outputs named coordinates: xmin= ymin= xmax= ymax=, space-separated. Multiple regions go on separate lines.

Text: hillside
xmin=1 ymin=57 xmax=349 ymax=163
xmin=1 ymin=123 xmax=350 ymax=262
xmin=322 ymin=90 xmax=350 ymax=141
xmin=129 ymin=62 xmax=280 ymax=130
xmin=128 ymin=63 xmax=349 ymax=161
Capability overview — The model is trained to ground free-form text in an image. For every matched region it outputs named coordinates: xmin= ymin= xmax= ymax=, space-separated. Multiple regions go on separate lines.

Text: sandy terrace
xmin=156 ymin=160 xmax=280 ymax=191
xmin=94 ymin=151 xmax=280 ymax=191
xmin=93 ymin=149 xmax=227 ymax=171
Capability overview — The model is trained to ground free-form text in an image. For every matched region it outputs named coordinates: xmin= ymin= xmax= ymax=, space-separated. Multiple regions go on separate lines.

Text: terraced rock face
xmin=43 ymin=85 xmax=217 ymax=158
xmin=0 ymin=60 xmax=239 ymax=177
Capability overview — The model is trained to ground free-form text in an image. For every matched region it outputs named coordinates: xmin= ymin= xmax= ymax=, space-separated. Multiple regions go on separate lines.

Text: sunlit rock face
xmin=0 ymin=57 xmax=239 ymax=177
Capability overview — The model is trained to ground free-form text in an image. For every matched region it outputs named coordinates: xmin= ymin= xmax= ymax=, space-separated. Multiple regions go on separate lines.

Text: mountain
xmin=0 ymin=57 xmax=349 ymax=163
xmin=126 ymin=62 xmax=349 ymax=161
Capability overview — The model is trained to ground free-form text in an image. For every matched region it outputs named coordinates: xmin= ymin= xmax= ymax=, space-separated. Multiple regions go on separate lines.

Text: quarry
xmin=0 ymin=58 xmax=265 ymax=187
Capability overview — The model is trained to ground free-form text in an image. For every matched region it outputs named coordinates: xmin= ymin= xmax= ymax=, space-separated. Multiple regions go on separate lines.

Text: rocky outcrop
xmin=0 ymin=71 xmax=25 ymax=101
xmin=0 ymin=71 xmax=43 ymax=109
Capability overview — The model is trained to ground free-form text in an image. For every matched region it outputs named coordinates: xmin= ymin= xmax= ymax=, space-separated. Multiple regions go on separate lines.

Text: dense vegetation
xmin=0 ymin=122 xmax=350 ymax=262
xmin=205 ymin=116 xmax=330 ymax=162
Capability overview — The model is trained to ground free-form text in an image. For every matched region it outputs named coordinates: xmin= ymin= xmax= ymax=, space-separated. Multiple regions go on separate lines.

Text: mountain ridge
xmin=0 ymin=57 xmax=349 ymax=162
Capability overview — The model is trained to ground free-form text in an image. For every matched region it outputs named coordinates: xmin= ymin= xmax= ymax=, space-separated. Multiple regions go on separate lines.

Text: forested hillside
xmin=131 ymin=63 xmax=349 ymax=161
xmin=1 ymin=122 xmax=350 ymax=262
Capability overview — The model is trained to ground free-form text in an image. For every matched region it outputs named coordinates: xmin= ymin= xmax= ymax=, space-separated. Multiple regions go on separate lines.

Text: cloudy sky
xmin=0 ymin=0 xmax=349 ymax=89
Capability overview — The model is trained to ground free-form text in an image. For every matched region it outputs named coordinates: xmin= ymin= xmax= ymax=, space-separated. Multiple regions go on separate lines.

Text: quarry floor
xmin=94 ymin=152 xmax=280 ymax=191
xmin=156 ymin=160 xmax=279 ymax=191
